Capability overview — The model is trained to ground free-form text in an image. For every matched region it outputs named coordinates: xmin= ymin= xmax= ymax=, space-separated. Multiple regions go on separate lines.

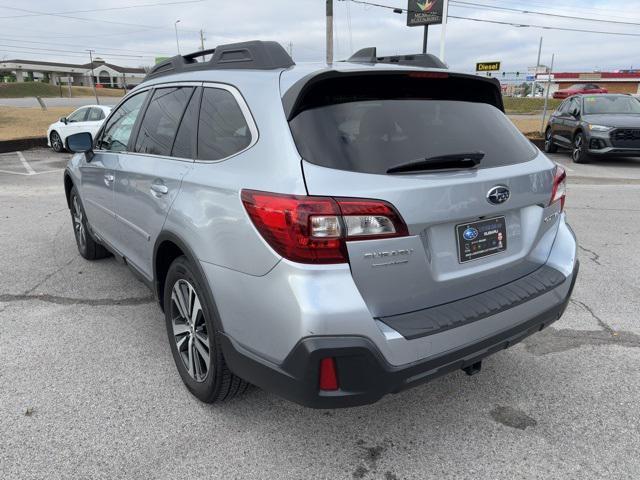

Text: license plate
xmin=456 ymin=216 xmax=507 ymax=263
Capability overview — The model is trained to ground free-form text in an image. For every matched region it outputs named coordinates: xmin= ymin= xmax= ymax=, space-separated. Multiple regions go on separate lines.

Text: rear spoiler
xmin=282 ymin=69 xmax=504 ymax=121
xmin=346 ymin=47 xmax=448 ymax=69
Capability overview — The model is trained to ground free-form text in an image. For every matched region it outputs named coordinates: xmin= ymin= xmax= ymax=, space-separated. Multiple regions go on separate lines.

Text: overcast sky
xmin=2 ymin=0 xmax=640 ymax=73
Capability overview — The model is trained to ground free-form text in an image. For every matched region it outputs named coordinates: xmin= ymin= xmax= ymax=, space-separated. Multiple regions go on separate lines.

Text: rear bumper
xmin=220 ymin=260 xmax=579 ymax=408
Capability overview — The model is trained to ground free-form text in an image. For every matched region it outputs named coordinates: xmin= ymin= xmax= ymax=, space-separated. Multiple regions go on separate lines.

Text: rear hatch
xmin=283 ymin=69 xmax=560 ymax=318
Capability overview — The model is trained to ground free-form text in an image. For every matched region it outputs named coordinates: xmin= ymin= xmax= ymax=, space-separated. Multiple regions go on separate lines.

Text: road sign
xmin=407 ymin=0 xmax=444 ymax=26
xmin=526 ymin=75 xmax=535 ymax=82
xmin=476 ymin=61 xmax=501 ymax=72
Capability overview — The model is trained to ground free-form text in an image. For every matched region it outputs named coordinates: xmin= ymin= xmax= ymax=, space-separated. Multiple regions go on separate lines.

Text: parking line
xmin=0 ymin=168 xmax=63 ymax=176
xmin=17 ymin=151 xmax=36 ymax=175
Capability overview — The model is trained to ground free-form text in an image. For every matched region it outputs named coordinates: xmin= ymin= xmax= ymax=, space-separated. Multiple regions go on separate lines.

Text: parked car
xmin=553 ymin=83 xmax=607 ymax=99
xmin=544 ymin=94 xmax=640 ymax=163
xmin=47 ymin=105 xmax=112 ymax=153
xmin=62 ymin=41 xmax=578 ymax=408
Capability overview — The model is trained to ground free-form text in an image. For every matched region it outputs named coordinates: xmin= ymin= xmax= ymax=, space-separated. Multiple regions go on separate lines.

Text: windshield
xmin=568 ymin=84 xmax=586 ymax=90
xmin=583 ymin=96 xmax=640 ymax=115
xmin=289 ymin=99 xmax=537 ymax=175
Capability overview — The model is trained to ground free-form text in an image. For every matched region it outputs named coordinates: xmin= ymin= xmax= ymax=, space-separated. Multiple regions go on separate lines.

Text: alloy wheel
xmin=51 ymin=132 xmax=62 ymax=152
xmin=545 ymin=130 xmax=552 ymax=150
xmin=572 ymin=135 xmax=583 ymax=162
xmin=171 ymin=279 xmax=211 ymax=382
xmin=72 ymin=195 xmax=86 ymax=251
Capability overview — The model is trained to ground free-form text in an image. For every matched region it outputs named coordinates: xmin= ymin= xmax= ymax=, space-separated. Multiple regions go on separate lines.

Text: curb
xmin=0 ymin=137 xmax=47 ymax=153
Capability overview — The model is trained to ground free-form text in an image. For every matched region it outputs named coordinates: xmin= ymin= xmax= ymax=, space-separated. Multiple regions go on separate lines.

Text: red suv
xmin=553 ymin=83 xmax=608 ymax=99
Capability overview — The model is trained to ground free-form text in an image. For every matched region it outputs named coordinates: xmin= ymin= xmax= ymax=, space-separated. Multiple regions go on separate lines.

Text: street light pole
xmin=86 ymin=49 xmax=99 ymax=105
xmin=174 ymin=20 xmax=181 ymax=55
xmin=422 ymin=25 xmax=428 ymax=54
xmin=326 ymin=0 xmax=334 ymax=64
xmin=531 ymin=36 xmax=543 ymax=98
xmin=439 ymin=0 xmax=449 ymax=61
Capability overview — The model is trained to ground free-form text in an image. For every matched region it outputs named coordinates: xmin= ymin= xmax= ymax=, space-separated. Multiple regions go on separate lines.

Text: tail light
xmin=550 ymin=165 xmax=567 ymax=211
xmin=241 ymin=190 xmax=409 ymax=264
xmin=319 ymin=357 xmax=339 ymax=391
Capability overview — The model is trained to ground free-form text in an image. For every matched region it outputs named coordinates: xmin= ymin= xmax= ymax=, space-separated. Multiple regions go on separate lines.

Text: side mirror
xmin=66 ymin=132 xmax=94 ymax=161
xmin=570 ymin=109 xmax=580 ymax=118
xmin=60 ymin=117 xmax=68 ymax=124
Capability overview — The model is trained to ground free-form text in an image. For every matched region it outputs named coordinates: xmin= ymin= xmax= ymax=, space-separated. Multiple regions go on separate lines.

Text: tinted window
xmin=583 ymin=95 xmax=640 ymax=114
xmin=557 ymin=100 xmax=570 ymax=114
xmin=172 ymin=88 xmax=201 ymax=159
xmin=87 ymin=108 xmax=105 ymax=121
xmin=197 ymin=88 xmax=252 ymax=160
xmin=569 ymin=97 xmax=581 ymax=114
xmin=290 ymin=99 xmax=537 ymax=174
xmin=67 ymin=108 xmax=88 ymax=122
xmin=97 ymin=91 xmax=149 ymax=152
xmin=135 ymin=87 xmax=193 ymax=156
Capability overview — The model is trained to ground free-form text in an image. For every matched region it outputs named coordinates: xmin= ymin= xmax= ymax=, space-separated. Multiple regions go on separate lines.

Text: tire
xmin=69 ymin=186 xmax=110 ymax=260
xmin=164 ymin=256 xmax=250 ymax=403
xmin=572 ymin=131 xmax=591 ymax=164
xmin=50 ymin=131 xmax=64 ymax=153
xmin=544 ymin=127 xmax=558 ymax=153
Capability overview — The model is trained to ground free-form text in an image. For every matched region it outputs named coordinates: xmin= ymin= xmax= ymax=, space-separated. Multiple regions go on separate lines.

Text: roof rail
xmin=345 ymin=47 xmax=447 ymax=69
xmin=144 ymin=40 xmax=295 ymax=81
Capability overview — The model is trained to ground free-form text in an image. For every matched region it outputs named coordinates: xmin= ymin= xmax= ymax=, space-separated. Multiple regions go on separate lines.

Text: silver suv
xmin=63 ymin=41 xmax=578 ymax=408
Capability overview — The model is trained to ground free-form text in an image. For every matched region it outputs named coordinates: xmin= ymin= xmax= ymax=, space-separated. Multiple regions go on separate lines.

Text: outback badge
xmin=487 ymin=186 xmax=510 ymax=205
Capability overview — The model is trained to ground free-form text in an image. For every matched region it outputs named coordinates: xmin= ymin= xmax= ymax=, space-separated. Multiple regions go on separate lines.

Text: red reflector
xmin=550 ymin=165 xmax=567 ymax=211
xmin=319 ymin=357 xmax=339 ymax=391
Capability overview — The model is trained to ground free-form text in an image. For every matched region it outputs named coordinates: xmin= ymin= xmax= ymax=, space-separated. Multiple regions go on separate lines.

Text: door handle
xmin=150 ymin=183 xmax=169 ymax=196
xmin=104 ymin=173 xmax=114 ymax=186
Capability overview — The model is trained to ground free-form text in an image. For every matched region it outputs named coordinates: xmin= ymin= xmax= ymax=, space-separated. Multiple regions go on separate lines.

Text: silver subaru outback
xmin=63 ymin=41 xmax=578 ymax=408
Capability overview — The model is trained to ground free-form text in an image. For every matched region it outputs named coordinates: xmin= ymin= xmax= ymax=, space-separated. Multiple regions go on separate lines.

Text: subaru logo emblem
xmin=463 ymin=227 xmax=479 ymax=241
xmin=487 ymin=186 xmax=510 ymax=205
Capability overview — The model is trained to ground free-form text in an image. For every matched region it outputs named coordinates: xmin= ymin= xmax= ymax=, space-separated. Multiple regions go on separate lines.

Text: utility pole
xmin=86 ymin=49 xmax=99 ymax=105
xmin=199 ymin=29 xmax=206 ymax=50
xmin=175 ymin=20 xmax=181 ymax=54
xmin=422 ymin=25 xmax=428 ymax=54
xmin=288 ymin=41 xmax=293 ymax=58
xmin=439 ymin=0 xmax=449 ymax=61
xmin=531 ymin=36 xmax=542 ymax=98
xmin=540 ymin=53 xmax=555 ymax=135
xmin=326 ymin=0 xmax=333 ymax=64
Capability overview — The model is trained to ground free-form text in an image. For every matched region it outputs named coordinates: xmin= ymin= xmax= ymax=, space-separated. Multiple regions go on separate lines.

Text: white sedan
xmin=47 ymin=105 xmax=112 ymax=153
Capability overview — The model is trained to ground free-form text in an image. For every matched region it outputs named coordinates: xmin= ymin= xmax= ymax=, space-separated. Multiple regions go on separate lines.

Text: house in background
xmin=0 ymin=58 xmax=147 ymax=88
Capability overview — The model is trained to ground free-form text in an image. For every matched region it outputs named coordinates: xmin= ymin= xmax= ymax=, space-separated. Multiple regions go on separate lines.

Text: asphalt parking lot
xmin=2 ymin=148 xmax=640 ymax=479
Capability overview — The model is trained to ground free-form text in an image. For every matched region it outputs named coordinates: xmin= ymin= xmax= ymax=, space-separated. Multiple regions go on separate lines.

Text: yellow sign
xmin=476 ymin=62 xmax=501 ymax=72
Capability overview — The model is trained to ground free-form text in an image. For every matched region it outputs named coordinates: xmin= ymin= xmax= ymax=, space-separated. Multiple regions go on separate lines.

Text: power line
xmin=343 ymin=0 xmax=640 ymax=37
xmin=0 ymin=0 xmax=205 ymax=19
xmin=451 ymin=0 xmax=640 ymax=28
xmin=0 ymin=4 xmax=201 ymax=32
xmin=0 ymin=36 xmax=171 ymax=57
xmin=0 ymin=43 xmax=154 ymax=58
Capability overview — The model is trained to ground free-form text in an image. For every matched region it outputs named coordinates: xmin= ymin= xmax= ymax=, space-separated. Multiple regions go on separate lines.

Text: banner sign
xmin=407 ymin=0 xmax=444 ymax=26
xmin=476 ymin=61 xmax=501 ymax=72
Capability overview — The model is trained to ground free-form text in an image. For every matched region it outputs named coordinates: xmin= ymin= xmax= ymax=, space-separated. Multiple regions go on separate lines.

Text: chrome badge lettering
xmin=364 ymin=249 xmax=415 ymax=267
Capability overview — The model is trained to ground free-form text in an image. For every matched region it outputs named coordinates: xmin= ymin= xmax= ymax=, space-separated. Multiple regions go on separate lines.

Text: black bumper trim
xmin=220 ymin=261 xmax=578 ymax=409
xmin=379 ymin=265 xmax=566 ymax=340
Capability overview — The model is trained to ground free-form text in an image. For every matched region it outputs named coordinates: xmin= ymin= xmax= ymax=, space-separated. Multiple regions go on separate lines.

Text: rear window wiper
xmin=386 ymin=152 xmax=485 ymax=174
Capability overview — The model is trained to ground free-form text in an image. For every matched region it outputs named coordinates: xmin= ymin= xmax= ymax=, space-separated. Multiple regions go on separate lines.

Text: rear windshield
xmin=289 ymin=99 xmax=538 ymax=174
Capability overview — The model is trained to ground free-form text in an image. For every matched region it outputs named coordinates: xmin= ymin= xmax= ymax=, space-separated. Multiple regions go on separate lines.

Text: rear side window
xmin=97 ymin=91 xmax=149 ymax=152
xmin=197 ymin=88 xmax=252 ymax=160
xmin=290 ymin=99 xmax=538 ymax=175
xmin=135 ymin=87 xmax=194 ymax=156
xmin=87 ymin=108 xmax=105 ymax=121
